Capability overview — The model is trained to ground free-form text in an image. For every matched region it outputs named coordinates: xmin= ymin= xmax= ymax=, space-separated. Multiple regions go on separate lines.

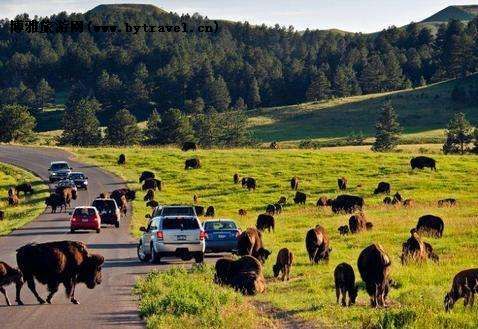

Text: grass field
xmin=0 ymin=162 xmax=49 ymax=235
xmin=249 ymin=74 xmax=478 ymax=144
xmin=72 ymin=146 xmax=478 ymax=328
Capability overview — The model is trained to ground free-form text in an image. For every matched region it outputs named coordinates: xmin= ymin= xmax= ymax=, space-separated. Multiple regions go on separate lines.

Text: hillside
xmin=422 ymin=5 xmax=478 ymax=23
xmin=248 ymin=74 xmax=478 ymax=144
xmin=86 ymin=4 xmax=167 ymax=16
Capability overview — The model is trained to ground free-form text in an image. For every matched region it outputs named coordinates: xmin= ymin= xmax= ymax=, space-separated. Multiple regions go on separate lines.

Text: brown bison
xmin=16 ymin=241 xmax=104 ymax=305
xmin=16 ymin=183 xmax=33 ymax=195
xmin=233 ymin=173 xmax=240 ymax=184
xmin=0 ymin=261 xmax=23 ymax=306
xmin=416 ymin=215 xmax=444 ymax=238
xmin=305 ymin=226 xmax=331 ymax=263
xmin=338 ymin=177 xmax=347 ymax=191
xmin=241 ymin=177 xmax=256 ymax=191
xmin=402 ymin=199 xmax=415 ymax=207
xmin=142 ymin=178 xmax=161 ymax=191
xmin=277 ymin=196 xmax=287 ymax=205
xmin=265 ymin=204 xmax=276 ymax=215
xmin=273 ymin=248 xmax=293 ymax=281
xmin=330 ymin=195 xmax=364 ymax=214
xmin=294 ymin=191 xmax=306 ymax=204
xmin=139 ymin=171 xmax=155 ymax=183
xmin=334 ymin=262 xmax=358 ymax=306
xmin=118 ymin=195 xmax=128 ymax=215
xmin=143 ymin=189 xmax=154 ymax=202
xmin=338 ymin=225 xmax=349 ymax=235
xmin=182 ymin=141 xmax=198 ymax=151
xmin=45 ymin=193 xmax=66 ymax=213
xmin=238 ymin=209 xmax=247 ymax=216
xmin=256 ymin=214 xmax=275 ymax=233
xmin=214 ymin=256 xmax=265 ymax=295
xmin=401 ymin=229 xmax=439 ymax=264
xmin=411 ymin=156 xmax=436 ymax=170
xmin=374 ymin=182 xmax=390 ymax=194
xmin=290 ymin=177 xmax=299 ymax=190
xmin=316 ymin=196 xmax=330 ymax=207
xmin=185 ymin=158 xmax=201 ymax=169
xmin=438 ymin=198 xmax=457 ymax=207
xmin=205 ymin=206 xmax=215 ymax=217
xmin=111 ymin=188 xmax=136 ymax=202
xmin=117 ymin=154 xmax=126 ymax=165
xmin=357 ymin=244 xmax=391 ymax=307
xmin=348 ymin=213 xmax=371 ymax=234
xmin=8 ymin=194 xmax=19 ymax=206
xmin=237 ymin=228 xmax=271 ymax=263
xmin=444 ymin=269 xmax=478 ymax=311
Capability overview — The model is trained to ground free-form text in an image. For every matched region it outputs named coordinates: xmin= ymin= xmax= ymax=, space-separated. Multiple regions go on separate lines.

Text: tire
xmin=115 ymin=221 xmax=120 ymax=228
xmin=137 ymin=241 xmax=150 ymax=262
xmin=96 ymin=228 xmax=101 ymax=233
xmin=150 ymin=244 xmax=161 ymax=264
xmin=194 ymin=252 xmax=204 ymax=264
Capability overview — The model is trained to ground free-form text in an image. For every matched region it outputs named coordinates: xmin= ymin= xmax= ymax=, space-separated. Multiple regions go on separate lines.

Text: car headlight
xmin=51 ymin=172 xmax=57 ymax=176
xmin=84 ymin=181 xmax=88 ymax=185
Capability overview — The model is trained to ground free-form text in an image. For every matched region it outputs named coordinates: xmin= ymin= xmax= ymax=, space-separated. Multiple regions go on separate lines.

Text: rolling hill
xmin=421 ymin=5 xmax=478 ymax=23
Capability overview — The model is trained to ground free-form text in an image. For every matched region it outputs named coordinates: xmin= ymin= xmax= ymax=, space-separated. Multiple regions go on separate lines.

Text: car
xmin=55 ymin=179 xmax=78 ymax=193
xmin=92 ymin=198 xmax=121 ymax=228
xmin=137 ymin=207 xmax=205 ymax=264
xmin=70 ymin=206 xmax=101 ymax=233
xmin=203 ymin=219 xmax=240 ymax=253
xmin=68 ymin=172 xmax=88 ymax=190
xmin=48 ymin=161 xmax=72 ymax=182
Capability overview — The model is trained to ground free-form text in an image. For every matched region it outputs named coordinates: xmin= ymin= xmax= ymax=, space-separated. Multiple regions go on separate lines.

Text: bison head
xmin=444 ymin=292 xmax=456 ymax=312
xmin=272 ymin=264 xmax=281 ymax=278
xmin=78 ymin=254 xmax=104 ymax=289
xmin=257 ymin=248 xmax=271 ymax=263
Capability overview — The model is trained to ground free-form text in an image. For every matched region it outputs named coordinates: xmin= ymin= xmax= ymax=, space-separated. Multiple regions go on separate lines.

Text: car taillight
xmin=156 ymin=231 xmax=164 ymax=240
xmin=199 ymin=230 xmax=207 ymax=240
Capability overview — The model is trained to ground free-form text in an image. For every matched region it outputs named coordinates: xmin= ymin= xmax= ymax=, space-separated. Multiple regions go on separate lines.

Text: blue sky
xmin=1 ymin=0 xmax=477 ymax=32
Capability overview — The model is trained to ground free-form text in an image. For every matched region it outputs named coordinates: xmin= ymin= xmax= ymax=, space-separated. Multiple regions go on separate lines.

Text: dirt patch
xmin=253 ymin=301 xmax=320 ymax=329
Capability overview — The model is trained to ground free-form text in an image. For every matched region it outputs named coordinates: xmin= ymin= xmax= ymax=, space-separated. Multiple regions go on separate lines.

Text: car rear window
xmin=51 ymin=163 xmax=69 ymax=170
xmin=92 ymin=200 xmax=116 ymax=212
xmin=74 ymin=208 xmax=95 ymax=217
xmin=161 ymin=207 xmax=195 ymax=217
xmin=70 ymin=173 xmax=84 ymax=179
xmin=204 ymin=221 xmax=237 ymax=230
xmin=162 ymin=217 xmax=199 ymax=230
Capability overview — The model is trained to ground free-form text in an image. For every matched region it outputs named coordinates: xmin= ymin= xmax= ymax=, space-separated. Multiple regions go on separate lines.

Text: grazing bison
xmin=290 ymin=177 xmax=299 ymax=190
xmin=0 ymin=210 xmax=4 ymax=221
xmin=139 ymin=171 xmax=155 ymax=183
xmin=214 ymin=256 xmax=265 ymax=295
xmin=274 ymin=203 xmax=282 ymax=214
xmin=182 ymin=141 xmax=198 ymax=151
xmin=374 ymin=182 xmax=390 ymax=195
xmin=265 ymin=204 xmax=276 ymax=215
xmin=338 ymin=177 xmax=347 ymax=191
xmin=8 ymin=187 xmax=16 ymax=197
xmin=316 ymin=196 xmax=330 ymax=207
xmin=305 ymin=226 xmax=331 ymax=263
xmin=334 ymin=263 xmax=358 ymax=307
xmin=146 ymin=200 xmax=159 ymax=208
xmin=392 ymin=192 xmax=402 ymax=204
xmin=233 ymin=173 xmax=240 ymax=184
xmin=45 ymin=193 xmax=65 ymax=213
xmin=273 ymin=248 xmax=293 ymax=281
xmin=16 ymin=241 xmax=104 ymax=305
xmin=0 ymin=261 xmax=23 ymax=306
xmin=8 ymin=194 xmax=19 ymax=206
xmin=338 ymin=225 xmax=349 ymax=235
xmin=117 ymin=154 xmax=126 ymax=165
xmin=402 ymin=199 xmax=415 ymax=207
xmin=383 ymin=197 xmax=392 ymax=205
xmin=330 ymin=195 xmax=364 ymax=214
xmin=205 ymin=206 xmax=215 ymax=217
xmin=277 ymin=196 xmax=287 ymax=205
xmin=256 ymin=214 xmax=275 ymax=233
xmin=237 ymin=228 xmax=271 ymax=263
xmin=142 ymin=178 xmax=161 ymax=191
xmin=294 ymin=191 xmax=306 ymax=204
xmin=111 ymin=188 xmax=136 ymax=201
xmin=16 ymin=183 xmax=33 ymax=195
xmin=270 ymin=141 xmax=278 ymax=149
xmin=348 ymin=213 xmax=369 ymax=234
xmin=194 ymin=205 xmax=205 ymax=216
xmin=238 ymin=209 xmax=247 ymax=216
xmin=416 ymin=215 xmax=444 ymax=238
xmin=242 ymin=177 xmax=256 ymax=191
xmin=411 ymin=156 xmax=436 ymax=170
xmin=444 ymin=269 xmax=478 ymax=311
xmin=357 ymin=244 xmax=391 ymax=307
xmin=143 ymin=189 xmax=154 ymax=202
xmin=185 ymin=158 xmax=201 ymax=169
xmin=438 ymin=198 xmax=457 ymax=207
xmin=401 ymin=229 xmax=439 ymax=264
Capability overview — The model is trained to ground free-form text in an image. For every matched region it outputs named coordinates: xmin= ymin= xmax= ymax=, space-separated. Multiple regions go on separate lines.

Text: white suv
xmin=137 ymin=206 xmax=205 ymax=264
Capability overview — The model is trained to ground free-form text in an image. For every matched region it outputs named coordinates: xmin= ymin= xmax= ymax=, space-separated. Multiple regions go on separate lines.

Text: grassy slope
xmin=0 ymin=162 xmax=49 ymax=235
xmin=72 ymin=146 xmax=478 ymax=328
xmin=249 ymin=75 xmax=478 ymax=144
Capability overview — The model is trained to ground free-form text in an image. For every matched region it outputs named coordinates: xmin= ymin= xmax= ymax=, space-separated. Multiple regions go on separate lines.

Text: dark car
xmin=203 ymin=219 xmax=240 ymax=253
xmin=91 ymin=198 xmax=121 ymax=228
xmin=68 ymin=172 xmax=88 ymax=190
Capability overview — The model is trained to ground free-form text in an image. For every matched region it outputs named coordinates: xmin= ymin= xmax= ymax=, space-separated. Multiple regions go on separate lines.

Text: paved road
xmin=0 ymin=145 xmax=221 ymax=329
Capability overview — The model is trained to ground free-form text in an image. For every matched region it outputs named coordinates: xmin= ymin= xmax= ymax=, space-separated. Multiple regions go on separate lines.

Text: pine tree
xmin=35 ymin=78 xmax=55 ymax=112
xmin=0 ymin=104 xmax=36 ymax=143
xmin=443 ymin=112 xmax=475 ymax=154
xmin=205 ymin=75 xmax=231 ymax=111
xmin=247 ymin=77 xmax=261 ymax=108
xmin=155 ymin=108 xmax=195 ymax=144
xmin=306 ymin=70 xmax=331 ymax=101
xmin=372 ymin=102 xmax=402 ymax=152
xmin=233 ymin=97 xmax=247 ymax=111
xmin=106 ymin=109 xmax=142 ymax=145
xmin=383 ymin=52 xmax=405 ymax=90
xmin=144 ymin=109 xmax=162 ymax=145
xmin=473 ymin=128 xmax=478 ymax=154
xmin=360 ymin=55 xmax=387 ymax=94
xmin=59 ymin=98 xmax=102 ymax=146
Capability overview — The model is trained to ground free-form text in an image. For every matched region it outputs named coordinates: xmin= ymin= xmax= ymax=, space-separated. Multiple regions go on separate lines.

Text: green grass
xmin=0 ymin=162 xmax=49 ymax=235
xmin=249 ymin=74 xmax=478 ymax=144
xmin=71 ymin=146 xmax=478 ymax=328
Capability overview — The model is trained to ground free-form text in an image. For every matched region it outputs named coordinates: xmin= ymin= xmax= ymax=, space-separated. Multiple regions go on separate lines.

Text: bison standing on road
xmin=294 ymin=191 xmax=306 ymax=204
xmin=357 ymin=244 xmax=391 ymax=307
xmin=330 ymin=195 xmax=364 ymax=214
xmin=237 ymin=228 xmax=271 ymax=263
xmin=45 ymin=193 xmax=65 ymax=213
xmin=305 ymin=226 xmax=331 ymax=263
xmin=0 ymin=261 xmax=23 ymax=306
xmin=16 ymin=183 xmax=33 ymax=196
xmin=338 ymin=177 xmax=347 ymax=191
xmin=374 ymin=182 xmax=390 ymax=195
xmin=256 ymin=214 xmax=275 ymax=233
xmin=214 ymin=256 xmax=265 ymax=295
xmin=273 ymin=248 xmax=293 ymax=281
xmin=185 ymin=158 xmax=201 ymax=169
xmin=182 ymin=142 xmax=198 ymax=151
xmin=444 ymin=269 xmax=478 ymax=311
xmin=416 ymin=215 xmax=444 ymax=238
xmin=411 ymin=156 xmax=436 ymax=170
xmin=194 ymin=205 xmax=205 ymax=216
xmin=334 ymin=262 xmax=358 ymax=307
xmin=290 ymin=177 xmax=299 ymax=190
xmin=16 ymin=241 xmax=104 ymax=305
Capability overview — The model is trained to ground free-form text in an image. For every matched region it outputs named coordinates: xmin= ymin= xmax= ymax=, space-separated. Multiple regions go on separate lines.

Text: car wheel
xmin=137 ymin=241 xmax=150 ymax=262
xmin=115 ymin=221 xmax=120 ymax=228
xmin=96 ymin=229 xmax=101 ymax=233
xmin=150 ymin=244 xmax=161 ymax=264
xmin=194 ymin=252 xmax=204 ymax=264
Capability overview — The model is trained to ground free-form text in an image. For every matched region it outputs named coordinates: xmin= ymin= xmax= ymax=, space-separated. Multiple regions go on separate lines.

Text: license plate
xmin=177 ymin=235 xmax=187 ymax=241
xmin=82 ymin=219 xmax=89 ymax=222
xmin=217 ymin=234 xmax=227 ymax=239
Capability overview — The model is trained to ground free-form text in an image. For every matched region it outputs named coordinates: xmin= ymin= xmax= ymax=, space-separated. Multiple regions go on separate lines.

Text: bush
xmin=299 ymin=139 xmax=321 ymax=149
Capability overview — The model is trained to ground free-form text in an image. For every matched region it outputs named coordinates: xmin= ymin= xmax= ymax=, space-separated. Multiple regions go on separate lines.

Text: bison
xmin=374 ymin=182 xmax=390 ymax=195
xmin=330 ymin=195 xmax=364 ymax=214
xmin=416 ymin=215 xmax=444 ymax=238
xmin=401 ymin=229 xmax=439 ymax=264
xmin=265 ymin=204 xmax=276 ymax=215
xmin=182 ymin=141 xmax=198 ymax=151
xmin=402 ymin=199 xmax=415 ymax=207
xmin=444 ymin=269 xmax=478 ymax=311
xmin=8 ymin=187 xmax=16 ymax=197
xmin=214 ymin=256 xmax=265 ymax=295
xmin=237 ymin=228 xmax=271 ymax=263
xmin=8 ymin=194 xmax=19 ymax=206
xmin=392 ymin=192 xmax=402 ymax=204
xmin=0 ymin=261 xmax=23 ymax=306
xmin=348 ymin=213 xmax=369 ymax=234
xmin=117 ymin=154 xmax=126 ymax=165
xmin=305 ymin=226 xmax=331 ymax=263
xmin=238 ymin=209 xmax=247 ymax=216
xmin=111 ymin=188 xmax=136 ymax=202
xmin=241 ymin=177 xmax=256 ymax=191
xmin=274 ymin=203 xmax=282 ymax=214
xmin=273 ymin=248 xmax=293 ymax=281
xmin=294 ymin=191 xmax=306 ymax=204
xmin=16 ymin=183 xmax=33 ymax=196
xmin=139 ymin=171 xmax=154 ymax=183
xmin=270 ymin=141 xmax=278 ymax=149
xmin=146 ymin=200 xmax=159 ymax=208
xmin=256 ymin=214 xmax=275 ymax=233
xmin=334 ymin=262 xmax=358 ymax=306
xmin=143 ymin=189 xmax=154 ymax=202
xmin=357 ymin=244 xmax=391 ymax=307
xmin=438 ymin=198 xmax=457 ymax=207
xmin=185 ymin=158 xmax=201 ymax=169
xmin=205 ymin=206 xmax=215 ymax=217
xmin=383 ymin=196 xmax=392 ymax=205
xmin=411 ymin=156 xmax=436 ymax=170
xmin=338 ymin=225 xmax=349 ymax=235
xmin=338 ymin=177 xmax=347 ymax=191
xmin=194 ymin=205 xmax=205 ymax=216
xmin=233 ymin=173 xmax=240 ymax=184
xmin=142 ymin=178 xmax=161 ymax=191
xmin=290 ymin=177 xmax=299 ymax=190
xmin=16 ymin=241 xmax=104 ymax=305
xmin=45 ymin=193 xmax=66 ymax=213
xmin=277 ymin=196 xmax=287 ymax=205
xmin=0 ymin=210 xmax=4 ymax=221
xmin=316 ymin=196 xmax=330 ymax=207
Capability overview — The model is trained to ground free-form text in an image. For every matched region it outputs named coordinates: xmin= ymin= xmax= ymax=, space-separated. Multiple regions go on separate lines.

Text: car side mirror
xmin=145 ymin=214 xmax=151 ymax=219
xmin=139 ymin=226 xmax=147 ymax=232
xmin=69 ymin=167 xmax=73 ymax=170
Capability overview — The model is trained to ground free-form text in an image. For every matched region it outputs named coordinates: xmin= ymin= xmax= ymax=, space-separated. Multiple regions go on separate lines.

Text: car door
xmin=142 ymin=219 xmax=157 ymax=254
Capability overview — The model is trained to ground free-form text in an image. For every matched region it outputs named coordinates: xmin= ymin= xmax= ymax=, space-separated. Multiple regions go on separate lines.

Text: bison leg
xmin=281 ymin=268 xmax=286 ymax=282
xmin=0 ymin=286 xmax=11 ymax=306
xmin=64 ymin=280 xmax=79 ymax=304
xmin=286 ymin=266 xmax=291 ymax=281
xmin=25 ymin=276 xmax=45 ymax=304
xmin=335 ymin=287 xmax=340 ymax=304
xmin=15 ymin=279 xmax=23 ymax=305
xmin=46 ymin=280 xmax=60 ymax=304
xmin=341 ymin=288 xmax=347 ymax=306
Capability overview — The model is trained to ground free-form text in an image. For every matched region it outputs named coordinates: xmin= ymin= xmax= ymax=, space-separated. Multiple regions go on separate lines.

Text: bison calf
xmin=273 ymin=248 xmax=293 ymax=281
xmin=294 ymin=191 xmax=306 ymax=204
xmin=338 ymin=225 xmax=349 ymax=235
xmin=338 ymin=177 xmax=347 ymax=191
xmin=334 ymin=263 xmax=358 ymax=306
xmin=438 ymin=198 xmax=457 ymax=207
xmin=117 ymin=154 xmax=126 ymax=165
xmin=238 ymin=209 xmax=247 ymax=216
xmin=0 ymin=261 xmax=23 ymax=306
xmin=444 ymin=269 xmax=478 ymax=311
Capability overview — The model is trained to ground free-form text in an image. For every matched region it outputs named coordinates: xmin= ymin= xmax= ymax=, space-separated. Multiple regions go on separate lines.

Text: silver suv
xmin=137 ymin=206 xmax=205 ymax=264
xmin=48 ymin=161 xmax=72 ymax=182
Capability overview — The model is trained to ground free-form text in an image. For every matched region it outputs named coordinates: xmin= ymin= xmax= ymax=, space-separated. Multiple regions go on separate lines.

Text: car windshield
xmin=204 ymin=221 xmax=237 ymax=230
xmin=161 ymin=207 xmax=195 ymax=217
xmin=58 ymin=180 xmax=74 ymax=186
xmin=51 ymin=163 xmax=69 ymax=171
xmin=92 ymin=200 xmax=116 ymax=213
xmin=74 ymin=208 xmax=95 ymax=217
xmin=162 ymin=217 xmax=199 ymax=230
xmin=69 ymin=173 xmax=84 ymax=179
